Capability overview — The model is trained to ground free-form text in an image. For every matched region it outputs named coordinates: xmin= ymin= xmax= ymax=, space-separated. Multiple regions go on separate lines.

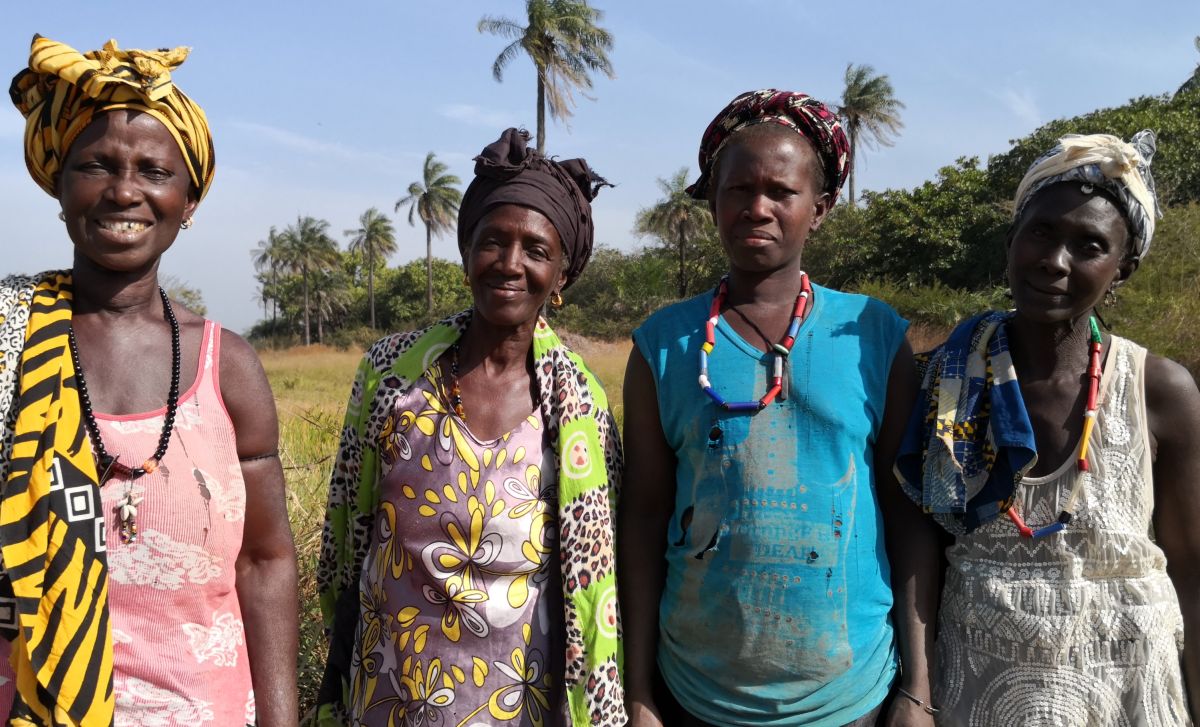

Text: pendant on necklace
xmin=100 ymin=454 xmax=147 ymax=543
xmin=116 ymin=488 xmax=143 ymax=544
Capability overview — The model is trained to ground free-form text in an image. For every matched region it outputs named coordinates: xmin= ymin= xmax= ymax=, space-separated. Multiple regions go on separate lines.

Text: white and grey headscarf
xmin=1013 ymin=130 xmax=1161 ymax=260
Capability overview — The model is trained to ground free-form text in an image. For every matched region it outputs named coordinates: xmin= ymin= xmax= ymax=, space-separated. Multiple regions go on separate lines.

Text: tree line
xmin=246 ymin=2 xmax=1199 ymax=375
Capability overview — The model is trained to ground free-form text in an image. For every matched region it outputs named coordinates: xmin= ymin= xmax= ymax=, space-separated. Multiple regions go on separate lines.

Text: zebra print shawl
xmin=0 ymin=271 xmax=113 ymax=725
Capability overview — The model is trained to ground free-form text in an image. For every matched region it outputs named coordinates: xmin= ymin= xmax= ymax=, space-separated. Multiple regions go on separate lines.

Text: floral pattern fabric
xmin=318 ymin=312 xmax=625 ymax=726
xmin=351 ymin=371 xmax=565 ymax=726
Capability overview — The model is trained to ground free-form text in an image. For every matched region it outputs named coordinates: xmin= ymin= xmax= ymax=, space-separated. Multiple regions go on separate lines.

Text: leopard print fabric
xmin=317 ymin=311 xmax=626 ymax=726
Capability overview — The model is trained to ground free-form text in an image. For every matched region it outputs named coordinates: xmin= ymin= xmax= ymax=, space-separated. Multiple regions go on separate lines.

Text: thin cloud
xmin=438 ymin=104 xmax=520 ymax=129
xmin=229 ymin=120 xmax=417 ymax=166
xmin=993 ymin=87 xmax=1041 ymax=131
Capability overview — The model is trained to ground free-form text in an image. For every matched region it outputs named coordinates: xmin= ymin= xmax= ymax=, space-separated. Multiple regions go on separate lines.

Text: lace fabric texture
xmin=934 ymin=336 xmax=1190 ymax=726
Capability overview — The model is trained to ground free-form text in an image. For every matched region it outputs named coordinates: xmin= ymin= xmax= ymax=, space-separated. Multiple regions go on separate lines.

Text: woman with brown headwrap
xmin=0 ymin=36 xmax=297 ymax=725
xmin=317 ymin=128 xmax=626 ymax=726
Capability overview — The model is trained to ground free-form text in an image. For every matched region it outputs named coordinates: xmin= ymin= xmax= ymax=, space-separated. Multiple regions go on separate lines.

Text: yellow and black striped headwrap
xmin=9 ymin=34 xmax=215 ymax=200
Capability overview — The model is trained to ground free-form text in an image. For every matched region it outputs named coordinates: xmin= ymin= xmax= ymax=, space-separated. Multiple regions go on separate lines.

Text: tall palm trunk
xmin=536 ymin=73 xmax=546 ymax=151
xmin=426 ymin=225 xmax=434 ymax=316
xmin=848 ymin=130 xmax=858 ymax=207
xmin=271 ymin=267 xmax=278 ymax=326
xmin=317 ymin=305 xmax=325 ymax=345
xmin=302 ymin=265 xmax=311 ymax=346
xmin=367 ymin=244 xmax=376 ymax=329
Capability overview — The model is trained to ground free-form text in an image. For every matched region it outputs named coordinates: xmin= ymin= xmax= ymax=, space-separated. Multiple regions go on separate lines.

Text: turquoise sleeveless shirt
xmin=632 ymin=283 xmax=907 ymax=726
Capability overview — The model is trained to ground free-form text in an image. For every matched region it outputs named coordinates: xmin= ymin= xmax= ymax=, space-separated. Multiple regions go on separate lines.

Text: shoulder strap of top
xmin=200 ymin=320 xmax=227 ymax=413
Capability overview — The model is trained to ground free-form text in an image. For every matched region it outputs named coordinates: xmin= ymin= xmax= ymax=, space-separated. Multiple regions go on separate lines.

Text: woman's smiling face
xmin=464 ymin=204 xmax=567 ymax=328
xmin=58 ymin=109 xmax=197 ymax=273
xmin=1007 ymin=182 xmax=1135 ymax=324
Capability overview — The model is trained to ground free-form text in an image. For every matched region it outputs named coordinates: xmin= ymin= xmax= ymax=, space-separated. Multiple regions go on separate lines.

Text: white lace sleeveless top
xmin=934 ymin=336 xmax=1190 ymax=727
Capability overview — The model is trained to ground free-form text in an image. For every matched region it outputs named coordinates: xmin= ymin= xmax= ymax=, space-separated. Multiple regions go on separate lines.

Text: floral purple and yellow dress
xmin=349 ymin=366 xmax=567 ymax=726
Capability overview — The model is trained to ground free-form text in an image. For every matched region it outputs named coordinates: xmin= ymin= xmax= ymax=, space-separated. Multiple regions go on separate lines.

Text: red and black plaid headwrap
xmin=687 ymin=89 xmax=850 ymax=203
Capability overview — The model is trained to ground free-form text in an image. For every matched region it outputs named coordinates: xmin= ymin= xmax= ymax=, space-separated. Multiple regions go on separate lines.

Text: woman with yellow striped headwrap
xmin=1 ymin=35 xmax=296 ymax=726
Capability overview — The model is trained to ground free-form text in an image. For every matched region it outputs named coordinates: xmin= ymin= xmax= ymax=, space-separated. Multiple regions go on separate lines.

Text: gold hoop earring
xmin=549 ymin=291 xmax=564 ymax=309
xmin=180 ymin=218 xmax=194 ymax=230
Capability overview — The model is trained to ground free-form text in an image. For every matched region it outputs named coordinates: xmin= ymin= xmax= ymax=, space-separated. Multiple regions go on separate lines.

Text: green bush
xmin=325 ymin=325 xmax=380 ymax=351
xmin=1108 ymin=202 xmax=1200 ymax=376
xmin=851 ymin=279 xmax=1009 ymax=328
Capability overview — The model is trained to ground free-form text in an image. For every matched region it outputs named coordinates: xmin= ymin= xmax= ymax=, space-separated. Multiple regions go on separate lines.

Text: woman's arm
xmin=220 ymin=330 xmax=299 ymax=727
xmin=1146 ymin=354 xmax=1200 ymax=719
xmin=617 ymin=349 xmax=676 ymax=727
xmin=877 ymin=339 xmax=940 ymax=727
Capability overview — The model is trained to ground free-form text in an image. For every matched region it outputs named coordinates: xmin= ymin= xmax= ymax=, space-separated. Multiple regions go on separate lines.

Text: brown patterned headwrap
xmin=458 ymin=128 xmax=609 ymax=288
xmin=9 ymin=35 xmax=215 ymax=200
xmin=687 ymin=89 xmax=850 ymax=203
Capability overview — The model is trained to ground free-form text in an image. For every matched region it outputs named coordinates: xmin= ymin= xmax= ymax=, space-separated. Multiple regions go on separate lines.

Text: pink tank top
xmin=0 ymin=321 xmax=256 ymax=726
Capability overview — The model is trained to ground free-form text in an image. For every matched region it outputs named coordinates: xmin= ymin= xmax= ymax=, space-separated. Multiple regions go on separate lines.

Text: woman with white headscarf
xmin=897 ymin=131 xmax=1200 ymax=726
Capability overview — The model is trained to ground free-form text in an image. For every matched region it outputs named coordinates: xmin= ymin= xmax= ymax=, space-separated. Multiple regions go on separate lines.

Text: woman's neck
xmin=458 ymin=311 xmax=538 ymax=377
xmin=1007 ymin=312 xmax=1098 ymax=381
xmin=70 ymin=255 xmax=162 ymax=319
xmin=725 ymin=262 xmax=807 ymax=308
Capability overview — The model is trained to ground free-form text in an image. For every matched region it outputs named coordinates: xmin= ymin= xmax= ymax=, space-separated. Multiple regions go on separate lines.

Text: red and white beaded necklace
xmin=1005 ymin=316 xmax=1103 ymax=538
xmin=698 ymin=272 xmax=812 ymax=413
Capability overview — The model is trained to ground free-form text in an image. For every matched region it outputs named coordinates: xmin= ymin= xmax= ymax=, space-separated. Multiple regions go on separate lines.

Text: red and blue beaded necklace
xmin=699 ymin=272 xmax=812 ymax=413
xmin=1005 ymin=316 xmax=1103 ymax=538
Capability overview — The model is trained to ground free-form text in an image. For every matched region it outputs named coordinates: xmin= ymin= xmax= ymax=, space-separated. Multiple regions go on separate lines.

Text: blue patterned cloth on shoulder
xmin=895 ymin=311 xmax=1038 ymax=534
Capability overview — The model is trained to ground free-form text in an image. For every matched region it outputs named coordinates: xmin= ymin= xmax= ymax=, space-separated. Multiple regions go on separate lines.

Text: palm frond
xmin=491 ymin=39 xmax=526 ymax=82
xmin=478 ymin=16 xmax=525 ymax=40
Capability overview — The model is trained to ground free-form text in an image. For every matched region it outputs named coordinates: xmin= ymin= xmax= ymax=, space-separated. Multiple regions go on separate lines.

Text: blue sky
xmin=3 ymin=1 xmax=1198 ymax=333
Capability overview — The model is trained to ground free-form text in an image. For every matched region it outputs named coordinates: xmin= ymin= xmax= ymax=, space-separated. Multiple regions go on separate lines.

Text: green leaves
xmin=478 ymin=0 xmax=615 ymax=150
xmin=633 ymin=168 xmax=718 ymax=297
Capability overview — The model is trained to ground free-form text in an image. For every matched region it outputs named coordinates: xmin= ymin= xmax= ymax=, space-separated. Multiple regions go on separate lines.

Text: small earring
xmin=549 ymin=291 xmax=564 ymax=309
xmin=462 ymin=275 xmax=470 ymax=287
xmin=58 ymin=211 xmax=66 ymax=222
xmin=1104 ymin=287 xmax=1119 ymax=307
xmin=180 ymin=218 xmax=193 ymax=230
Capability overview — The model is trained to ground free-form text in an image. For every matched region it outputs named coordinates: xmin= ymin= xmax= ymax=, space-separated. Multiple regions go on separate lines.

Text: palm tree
xmin=251 ymin=226 xmax=286 ymax=325
xmin=345 ymin=208 xmax=398 ymax=329
xmin=312 ymin=268 xmax=353 ymax=345
xmin=478 ymin=0 xmax=615 ymax=151
xmin=837 ymin=63 xmax=905 ymax=206
xmin=635 ymin=168 xmax=714 ymax=297
xmin=1177 ymin=36 xmax=1200 ymax=97
xmin=396 ymin=153 xmax=462 ymax=316
xmin=279 ymin=216 xmax=340 ymax=346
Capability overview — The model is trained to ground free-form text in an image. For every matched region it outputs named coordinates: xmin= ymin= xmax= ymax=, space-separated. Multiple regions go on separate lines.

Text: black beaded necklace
xmin=67 ymin=286 xmax=181 ymax=543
